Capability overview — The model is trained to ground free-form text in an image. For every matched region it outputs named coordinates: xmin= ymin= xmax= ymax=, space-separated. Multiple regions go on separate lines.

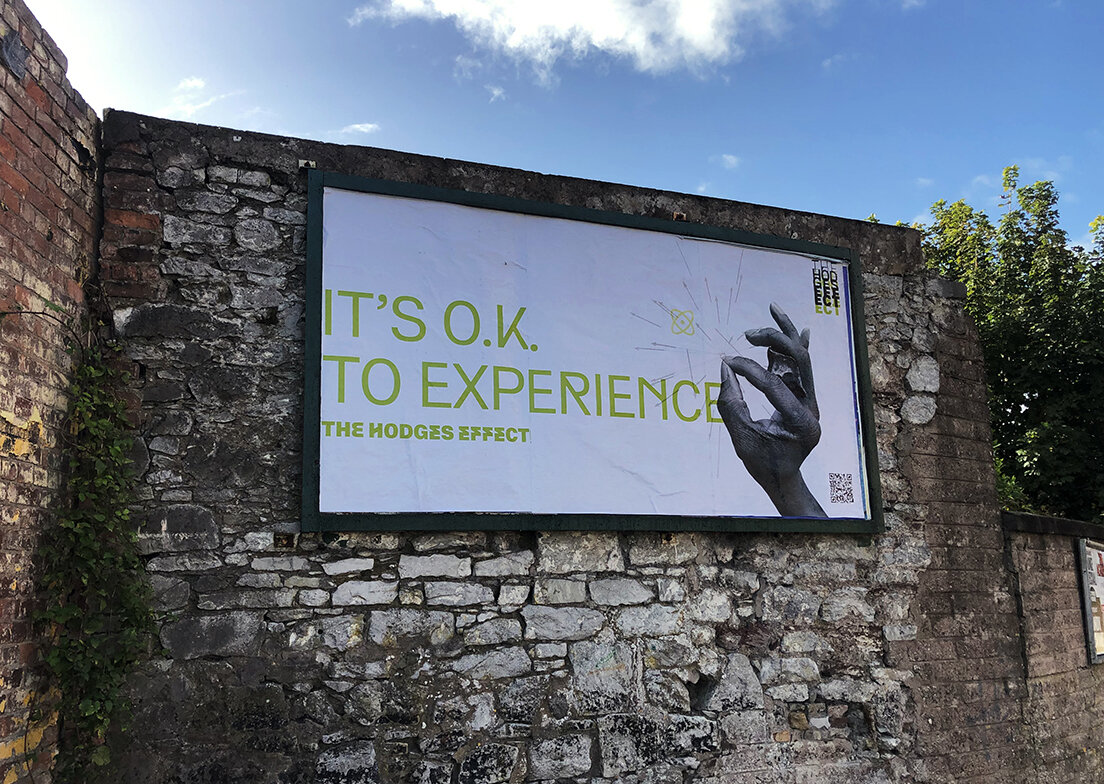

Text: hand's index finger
xmin=745 ymin=327 xmax=802 ymax=357
xmin=726 ymin=355 xmax=810 ymax=426
xmin=769 ymin=302 xmax=800 ymax=340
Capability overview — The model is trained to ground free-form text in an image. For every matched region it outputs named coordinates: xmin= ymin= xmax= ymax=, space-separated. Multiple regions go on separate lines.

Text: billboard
xmin=1078 ymin=539 xmax=1104 ymax=664
xmin=302 ymin=172 xmax=881 ymax=532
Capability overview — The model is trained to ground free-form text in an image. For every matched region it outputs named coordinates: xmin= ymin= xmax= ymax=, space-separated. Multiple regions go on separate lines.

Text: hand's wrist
xmin=764 ymin=473 xmax=826 ymax=518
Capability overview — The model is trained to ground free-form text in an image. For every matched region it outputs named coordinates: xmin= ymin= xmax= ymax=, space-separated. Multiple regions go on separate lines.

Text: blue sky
xmin=26 ymin=0 xmax=1103 ymax=245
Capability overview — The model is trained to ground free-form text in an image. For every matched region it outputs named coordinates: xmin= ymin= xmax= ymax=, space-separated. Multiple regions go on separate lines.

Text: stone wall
xmin=0 ymin=1 xmax=99 ymax=780
xmin=4 ymin=7 xmax=1104 ymax=780
xmin=97 ymin=109 xmax=1012 ymax=784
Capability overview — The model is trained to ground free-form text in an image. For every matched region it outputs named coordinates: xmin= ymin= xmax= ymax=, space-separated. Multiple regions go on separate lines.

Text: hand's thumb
xmin=718 ymin=358 xmax=752 ymax=427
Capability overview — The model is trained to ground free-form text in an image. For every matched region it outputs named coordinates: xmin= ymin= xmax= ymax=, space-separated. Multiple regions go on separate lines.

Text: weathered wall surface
xmin=0 ymin=0 xmax=98 ymax=780
xmin=1007 ymin=527 xmax=1104 ymax=782
xmin=96 ymin=109 xmax=1022 ymax=784
xmin=900 ymin=304 xmax=1031 ymax=783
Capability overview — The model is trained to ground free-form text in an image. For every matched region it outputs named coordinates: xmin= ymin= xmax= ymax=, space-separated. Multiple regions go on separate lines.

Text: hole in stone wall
xmin=72 ymin=137 xmax=93 ymax=169
xmin=687 ymin=673 xmax=717 ymax=711
xmin=846 ymin=703 xmax=874 ymax=749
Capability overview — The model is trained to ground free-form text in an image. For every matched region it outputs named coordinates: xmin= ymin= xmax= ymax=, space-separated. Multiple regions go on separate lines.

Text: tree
xmin=919 ymin=166 xmax=1104 ymax=522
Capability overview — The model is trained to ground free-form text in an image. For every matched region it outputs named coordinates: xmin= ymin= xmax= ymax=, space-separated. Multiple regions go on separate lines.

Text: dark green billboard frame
xmin=302 ymin=169 xmax=883 ymax=534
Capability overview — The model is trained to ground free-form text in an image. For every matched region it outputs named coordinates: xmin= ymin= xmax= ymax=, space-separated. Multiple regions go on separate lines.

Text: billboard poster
xmin=1078 ymin=539 xmax=1104 ymax=664
xmin=303 ymin=173 xmax=881 ymax=531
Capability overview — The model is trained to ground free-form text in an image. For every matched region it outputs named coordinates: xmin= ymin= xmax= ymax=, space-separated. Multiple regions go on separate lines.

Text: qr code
xmin=828 ymin=473 xmax=854 ymax=504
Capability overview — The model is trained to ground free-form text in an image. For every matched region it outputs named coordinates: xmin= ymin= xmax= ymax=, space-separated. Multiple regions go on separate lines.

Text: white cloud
xmin=341 ymin=122 xmax=382 ymax=134
xmin=162 ymin=78 xmax=240 ymax=120
xmin=1016 ymin=155 xmax=1072 ymax=184
xmin=720 ymin=154 xmax=740 ymax=169
xmin=970 ymin=173 xmax=996 ymax=189
xmin=696 ymin=181 xmax=712 ymax=194
xmin=485 ymin=84 xmax=506 ymax=102
xmin=454 ymin=54 xmax=482 ymax=80
xmin=176 ymin=77 xmax=206 ymax=91
xmin=349 ymin=0 xmax=834 ymax=79
xmin=820 ymin=52 xmax=854 ymax=70
xmin=1071 ymin=229 xmax=1093 ymax=250
xmin=901 ymin=0 xmax=925 ymax=9
xmin=915 ymin=177 xmax=933 ymax=187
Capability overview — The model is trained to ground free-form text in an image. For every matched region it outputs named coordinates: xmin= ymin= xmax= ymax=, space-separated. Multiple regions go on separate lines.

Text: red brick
xmin=105 ymin=207 xmax=161 ymax=231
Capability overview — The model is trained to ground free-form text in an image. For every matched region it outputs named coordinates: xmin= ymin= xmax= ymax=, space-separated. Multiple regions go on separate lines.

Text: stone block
xmin=616 ymin=605 xmax=683 ymax=636
xmin=597 ymin=713 xmax=661 ymax=777
xmin=590 ymin=577 xmax=655 ymax=606
xmin=464 ymin=618 xmax=523 ymax=646
xmin=474 ymin=550 xmax=533 ymax=576
xmin=760 ymin=586 xmax=821 ymax=624
xmin=906 ymin=355 xmax=940 ymax=393
xmin=399 ymin=554 xmax=472 ymax=579
xmin=705 ymin=654 xmax=764 ymax=712
xmin=686 ymin=588 xmax=732 ymax=622
xmin=498 ymin=675 xmax=550 ymax=723
xmin=162 ymin=214 xmax=231 ymax=245
xmin=719 ymin=710 xmax=769 ymax=745
xmin=498 ymin=583 xmax=530 ymax=609
xmin=413 ymin=532 xmax=487 ymax=551
xmin=534 ymin=642 xmax=567 ymax=658
xmin=644 ymin=670 xmax=691 ymax=712
xmin=628 ymin=533 xmax=699 ymax=565
xmin=901 ymin=394 xmax=937 ymax=424
xmin=529 ymin=735 xmax=593 ymax=779
xmin=538 ymin=532 xmax=624 ymax=573
xmin=316 ymin=741 xmax=378 ymax=784
xmin=820 ymin=587 xmax=876 ymax=622
xmin=299 ymin=589 xmax=330 ymax=607
xmin=534 ymin=577 xmax=587 ymax=604
xmin=368 ymin=609 xmax=454 ymax=646
xmin=149 ymin=574 xmax=189 ymax=611
xmin=452 ymin=648 xmax=531 ymax=680
xmin=657 ymin=577 xmax=686 ymax=603
xmin=234 ymin=217 xmax=280 ymax=251
xmin=757 ymin=656 xmax=820 ymax=685
xmin=457 ymin=743 xmax=518 ymax=784
xmin=175 ymin=190 xmax=238 ymax=214
xmin=570 ymin=637 xmax=637 ymax=713
xmin=252 ymin=556 xmax=310 ymax=571
xmin=424 ymin=581 xmax=495 ymax=606
xmin=332 ymin=580 xmax=398 ymax=606
xmin=138 ymin=503 xmax=219 ymax=554
xmin=146 ymin=552 xmax=222 ymax=572
xmin=161 ymin=611 xmax=262 ymax=659
xmin=322 ymin=557 xmax=375 ymax=576
xmin=522 ymin=605 xmax=604 ymax=640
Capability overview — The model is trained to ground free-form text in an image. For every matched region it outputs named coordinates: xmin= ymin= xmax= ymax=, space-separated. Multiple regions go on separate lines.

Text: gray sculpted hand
xmin=718 ymin=303 xmax=826 ymax=517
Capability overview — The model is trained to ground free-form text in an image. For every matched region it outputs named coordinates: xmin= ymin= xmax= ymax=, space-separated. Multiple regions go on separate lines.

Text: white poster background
xmin=319 ymin=188 xmax=869 ymax=518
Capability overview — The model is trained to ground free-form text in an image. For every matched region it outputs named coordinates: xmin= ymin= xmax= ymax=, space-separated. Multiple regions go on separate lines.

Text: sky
xmin=24 ymin=0 xmax=1104 ymax=246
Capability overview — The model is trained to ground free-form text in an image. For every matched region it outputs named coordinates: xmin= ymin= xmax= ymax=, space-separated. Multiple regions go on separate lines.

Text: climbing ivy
xmin=32 ymin=338 xmax=154 ymax=779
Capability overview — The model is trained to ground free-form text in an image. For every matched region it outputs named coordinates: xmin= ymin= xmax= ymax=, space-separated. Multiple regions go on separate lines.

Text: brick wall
xmin=901 ymin=299 xmax=1033 ymax=782
xmin=1008 ymin=528 xmax=1104 ymax=782
xmin=0 ymin=0 xmax=99 ymax=780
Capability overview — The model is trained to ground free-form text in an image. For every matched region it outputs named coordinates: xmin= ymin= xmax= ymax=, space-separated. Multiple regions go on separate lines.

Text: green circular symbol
xmin=670 ymin=308 xmax=695 ymax=336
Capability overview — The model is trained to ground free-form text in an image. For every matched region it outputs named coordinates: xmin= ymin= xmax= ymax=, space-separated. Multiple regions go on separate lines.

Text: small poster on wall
xmin=302 ymin=172 xmax=883 ymax=533
xmin=1078 ymin=539 xmax=1104 ymax=664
